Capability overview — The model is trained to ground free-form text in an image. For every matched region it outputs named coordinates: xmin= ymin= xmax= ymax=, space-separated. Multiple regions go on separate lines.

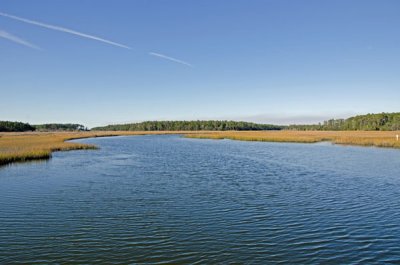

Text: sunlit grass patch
xmin=184 ymin=131 xmax=400 ymax=149
xmin=0 ymin=131 xmax=208 ymax=166
xmin=0 ymin=131 xmax=143 ymax=166
xmin=1 ymin=130 xmax=399 ymax=167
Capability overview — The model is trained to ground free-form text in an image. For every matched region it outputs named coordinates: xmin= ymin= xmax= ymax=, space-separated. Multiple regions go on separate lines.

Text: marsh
xmin=1 ymin=135 xmax=400 ymax=263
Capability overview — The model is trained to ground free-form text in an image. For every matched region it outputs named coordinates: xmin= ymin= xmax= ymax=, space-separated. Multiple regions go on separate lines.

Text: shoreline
xmin=1 ymin=130 xmax=399 ymax=167
xmin=0 ymin=131 xmax=188 ymax=167
xmin=184 ymin=131 xmax=400 ymax=149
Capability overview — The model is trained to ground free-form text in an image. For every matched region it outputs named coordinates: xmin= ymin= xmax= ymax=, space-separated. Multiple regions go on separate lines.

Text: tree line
xmin=92 ymin=120 xmax=283 ymax=131
xmin=34 ymin=124 xmax=87 ymax=131
xmin=2 ymin=113 xmax=400 ymax=132
xmin=0 ymin=121 xmax=35 ymax=132
xmin=0 ymin=121 xmax=87 ymax=132
xmin=288 ymin=112 xmax=400 ymax=131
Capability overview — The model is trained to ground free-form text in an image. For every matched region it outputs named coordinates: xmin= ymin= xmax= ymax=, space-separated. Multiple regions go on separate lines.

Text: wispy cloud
xmin=149 ymin=52 xmax=193 ymax=67
xmin=0 ymin=29 xmax=40 ymax=49
xmin=0 ymin=12 xmax=131 ymax=49
xmin=0 ymin=11 xmax=193 ymax=67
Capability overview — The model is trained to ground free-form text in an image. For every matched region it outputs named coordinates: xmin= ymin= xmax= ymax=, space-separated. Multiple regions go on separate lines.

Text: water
xmin=1 ymin=135 xmax=400 ymax=264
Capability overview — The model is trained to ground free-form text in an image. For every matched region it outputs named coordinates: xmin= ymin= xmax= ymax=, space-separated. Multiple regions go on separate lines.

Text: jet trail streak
xmin=0 ymin=12 xmax=131 ymax=49
xmin=0 ymin=29 xmax=40 ymax=49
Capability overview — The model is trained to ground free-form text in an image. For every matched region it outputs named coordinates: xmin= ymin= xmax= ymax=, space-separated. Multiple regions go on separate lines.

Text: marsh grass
xmin=1 ymin=130 xmax=399 ymax=167
xmin=0 ymin=131 xmax=194 ymax=166
xmin=184 ymin=131 xmax=400 ymax=149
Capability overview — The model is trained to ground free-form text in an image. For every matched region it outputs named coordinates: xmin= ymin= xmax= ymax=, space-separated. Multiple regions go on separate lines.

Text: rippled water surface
xmin=1 ymin=135 xmax=400 ymax=264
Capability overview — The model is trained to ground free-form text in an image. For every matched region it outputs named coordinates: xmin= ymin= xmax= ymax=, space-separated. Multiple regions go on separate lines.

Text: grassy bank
xmin=0 ymin=131 xmax=194 ymax=166
xmin=1 ymin=130 xmax=399 ymax=167
xmin=184 ymin=131 xmax=400 ymax=148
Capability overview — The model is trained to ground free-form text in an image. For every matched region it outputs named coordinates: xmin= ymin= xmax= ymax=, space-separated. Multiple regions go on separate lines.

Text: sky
xmin=1 ymin=0 xmax=399 ymax=128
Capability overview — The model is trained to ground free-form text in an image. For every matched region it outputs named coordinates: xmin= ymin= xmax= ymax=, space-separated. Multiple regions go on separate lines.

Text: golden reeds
xmin=1 ymin=130 xmax=399 ymax=167
xmin=0 ymin=131 xmax=187 ymax=166
xmin=184 ymin=131 xmax=400 ymax=148
xmin=1 ymin=132 xmax=87 ymax=166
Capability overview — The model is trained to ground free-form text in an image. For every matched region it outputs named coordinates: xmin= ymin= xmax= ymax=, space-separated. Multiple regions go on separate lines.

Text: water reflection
xmin=0 ymin=135 xmax=400 ymax=263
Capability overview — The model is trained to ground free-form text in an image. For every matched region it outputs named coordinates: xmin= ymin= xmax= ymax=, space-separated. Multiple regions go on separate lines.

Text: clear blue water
xmin=1 ymin=135 xmax=400 ymax=264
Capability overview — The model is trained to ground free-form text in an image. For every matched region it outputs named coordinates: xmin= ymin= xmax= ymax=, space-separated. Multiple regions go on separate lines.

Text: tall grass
xmin=1 ymin=130 xmax=399 ymax=167
xmin=184 ymin=131 xmax=400 ymax=148
xmin=0 ymin=131 xmax=194 ymax=166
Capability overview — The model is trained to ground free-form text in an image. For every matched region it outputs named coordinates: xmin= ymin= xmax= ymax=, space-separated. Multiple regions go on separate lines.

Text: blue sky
xmin=1 ymin=0 xmax=399 ymax=127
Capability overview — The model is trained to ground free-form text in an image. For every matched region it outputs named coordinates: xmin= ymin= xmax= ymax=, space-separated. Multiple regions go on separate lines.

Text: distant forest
xmin=288 ymin=112 xmax=400 ymax=131
xmin=0 ymin=121 xmax=35 ymax=132
xmin=92 ymin=120 xmax=283 ymax=131
xmin=1 ymin=113 xmax=399 ymax=132
xmin=34 ymin=124 xmax=87 ymax=131
xmin=0 ymin=122 xmax=86 ymax=132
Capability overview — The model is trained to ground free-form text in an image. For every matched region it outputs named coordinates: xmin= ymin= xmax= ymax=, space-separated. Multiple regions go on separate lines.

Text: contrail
xmin=149 ymin=52 xmax=193 ymax=67
xmin=0 ymin=29 xmax=40 ymax=49
xmin=0 ymin=12 xmax=193 ymax=67
xmin=0 ymin=11 xmax=131 ymax=49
